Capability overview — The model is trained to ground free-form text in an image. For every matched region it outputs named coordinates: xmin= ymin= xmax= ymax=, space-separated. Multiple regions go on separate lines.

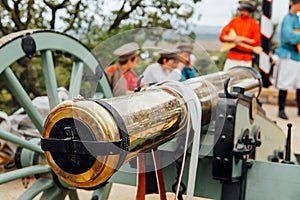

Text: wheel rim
xmin=0 ymin=29 xmax=112 ymax=134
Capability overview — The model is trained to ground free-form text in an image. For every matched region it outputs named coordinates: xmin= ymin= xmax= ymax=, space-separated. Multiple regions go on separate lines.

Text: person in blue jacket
xmin=177 ymin=43 xmax=197 ymax=81
xmin=275 ymin=0 xmax=300 ymax=119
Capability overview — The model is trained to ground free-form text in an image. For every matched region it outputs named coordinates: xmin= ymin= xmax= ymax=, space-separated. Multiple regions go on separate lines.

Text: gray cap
xmin=177 ymin=43 xmax=193 ymax=53
xmin=238 ymin=0 xmax=256 ymax=12
xmin=113 ymin=42 xmax=139 ymax=62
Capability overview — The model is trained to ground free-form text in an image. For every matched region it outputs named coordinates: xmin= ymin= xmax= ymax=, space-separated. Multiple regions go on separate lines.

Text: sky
xmin=193 ymin=0 xmax=290 ymax=27
xmin=97 ymin=0 xmax=291 ymax=30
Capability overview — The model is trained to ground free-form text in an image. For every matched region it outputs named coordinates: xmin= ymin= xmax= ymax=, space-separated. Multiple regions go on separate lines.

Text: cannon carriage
xmin=0 ymin=30 xmax=299 ymax=200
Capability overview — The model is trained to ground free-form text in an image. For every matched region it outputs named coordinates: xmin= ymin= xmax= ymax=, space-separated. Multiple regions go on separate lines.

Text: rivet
xmin=227 ymin=115 xmax=233 ymax=121
xmin=221 ymin=135 xmax=226 ymax=141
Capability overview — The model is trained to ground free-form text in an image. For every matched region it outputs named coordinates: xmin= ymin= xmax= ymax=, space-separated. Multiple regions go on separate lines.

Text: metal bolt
xmin=221 ymin=135 xmax=226 ymax=141
xmin=227 ymin=115 xmax=233 ymax=121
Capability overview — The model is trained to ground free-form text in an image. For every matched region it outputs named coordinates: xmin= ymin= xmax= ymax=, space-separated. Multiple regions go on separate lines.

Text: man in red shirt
xmin=219 ymin=0 xmax=261 ymax=71
xmin=105 ymin=42 xmax=140 ymax=96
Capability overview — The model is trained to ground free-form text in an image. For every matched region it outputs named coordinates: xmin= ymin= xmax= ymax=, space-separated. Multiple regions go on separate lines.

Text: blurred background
xmin=0 ymin=0 xmax=290 ymax=114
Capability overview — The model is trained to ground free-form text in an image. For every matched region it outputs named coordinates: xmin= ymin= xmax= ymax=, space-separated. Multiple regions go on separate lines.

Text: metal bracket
xmin=21 ymin=35 xmax=36 ymax=58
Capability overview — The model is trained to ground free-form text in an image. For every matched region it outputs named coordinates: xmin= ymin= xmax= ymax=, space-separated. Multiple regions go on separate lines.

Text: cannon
xmin=40 ymin=66 xmax=282 ymax=187
xmin=0 ymin=30 xmax=300 ymax=200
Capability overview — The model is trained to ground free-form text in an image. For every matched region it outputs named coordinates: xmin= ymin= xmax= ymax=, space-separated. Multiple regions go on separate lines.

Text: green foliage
xmin=82 ymin=0 xmax=201 ymax=46
xmin=209 ymin=51 xmax=228 ymax=71
xmin=0 ymin=89 xmax=16 ymax=114
xmin=54 ymin=63 xmax=71 ymax=89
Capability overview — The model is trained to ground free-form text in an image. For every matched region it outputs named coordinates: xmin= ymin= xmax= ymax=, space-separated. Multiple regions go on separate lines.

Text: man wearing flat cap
xmin=142 ymin=50 xmax=184 ymax=86
xmin=274 ymin=0 xmax=300 ymax=119
xmin=177 ymin=43 xmax=197 ymax=80
xmin=105 ymin=42 xmax=140 ymax=96
xmin=219 ymin=0 xmax=261 ymax=71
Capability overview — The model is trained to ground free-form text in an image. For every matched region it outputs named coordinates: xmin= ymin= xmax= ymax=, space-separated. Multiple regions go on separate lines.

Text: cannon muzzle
xmin=41 ymin=67 xmax=261 ymax=189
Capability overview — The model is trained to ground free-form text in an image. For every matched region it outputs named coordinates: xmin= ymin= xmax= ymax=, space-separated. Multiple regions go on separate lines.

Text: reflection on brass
xmin=42 ymin=67 xmax=261 ymax=189
xmin=43 ymin=100 xmax=121 ymax=188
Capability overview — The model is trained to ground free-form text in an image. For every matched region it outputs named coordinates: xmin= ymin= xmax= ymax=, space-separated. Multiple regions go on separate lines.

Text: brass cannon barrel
xmin=42 ymin=67 xmax=261 ymax=188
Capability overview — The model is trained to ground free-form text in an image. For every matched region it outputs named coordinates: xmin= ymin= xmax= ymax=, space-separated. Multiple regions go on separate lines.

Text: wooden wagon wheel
xmin=0 ymin=29 xmax=112 ymax=199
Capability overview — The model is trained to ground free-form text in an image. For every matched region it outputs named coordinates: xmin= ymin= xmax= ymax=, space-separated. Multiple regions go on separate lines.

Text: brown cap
xmin=177 ymin=43 xmax=193 ymax=53
xmin=292 ymin=0 xmax=300 ymax=4
xmin=238 ymin=0 xmax=256 ymax=12
xmin=157 ymin=50 xmax=178 ymax=64
xmin=113 ymin=42 xmax=139 ymax=62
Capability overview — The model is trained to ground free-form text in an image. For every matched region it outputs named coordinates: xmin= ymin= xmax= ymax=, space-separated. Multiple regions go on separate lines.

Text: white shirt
xmin=142 ymin=63 xmax=182 ymax=86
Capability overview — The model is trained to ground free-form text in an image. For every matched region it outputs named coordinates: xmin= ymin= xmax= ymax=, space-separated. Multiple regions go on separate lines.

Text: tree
xmin=79 ymin=0 xmax=202 ymax=46
xmin=0 ymin=0 xmax=89 ymax=35
xmin=0 ymin=0 xmax=202 ymax=40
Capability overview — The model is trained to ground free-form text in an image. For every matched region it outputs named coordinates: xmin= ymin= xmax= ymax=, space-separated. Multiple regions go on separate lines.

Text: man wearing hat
xmin=106 ymin=42 xmax=140 ymax=96
xmin=177 ymin=43 xmax=197 ymax=80
xmin=274 ymin=0 xmax=300 ymax=119
xmin=142 ymin=50 xmax=183 ymax=86
xmin=219 ymin=0 xmax=261 ymax=71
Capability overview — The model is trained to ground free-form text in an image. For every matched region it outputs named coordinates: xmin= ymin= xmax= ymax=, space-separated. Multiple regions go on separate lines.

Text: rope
xmin=148 ymin=80 xmax=202 ymax=200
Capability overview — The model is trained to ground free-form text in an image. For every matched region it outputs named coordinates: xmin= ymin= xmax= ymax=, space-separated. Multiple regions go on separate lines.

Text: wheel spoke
xmin=92 ymin=183 xmax=113 ymax=200
xmin=1 ymin=67 xmax=44 ymax=134
xmin=41 ymin=50 xmax=60 ymax=109
xmin=68 ymin=190 xmax=80 ymax=200
xmin=17 ymin=178 xmax=54 ymax=200
xmin=0 ymin=165 xmax=51 ymax=184
xmin=96 ymin=77 xmax=113 ymax=99
xmin=0 ymin=129 xmax=43 ymax=153
xmin=69 ymin=60 xmax=83 ymax=99
xmin=40 ymin=186 xmax=68 ymax=200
